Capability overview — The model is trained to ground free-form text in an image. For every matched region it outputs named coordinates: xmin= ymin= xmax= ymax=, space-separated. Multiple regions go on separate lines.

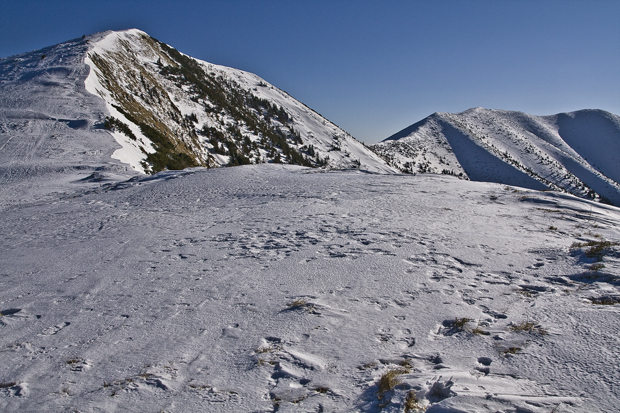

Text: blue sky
xmin=1 ymin=0 xmax=618 ymax=143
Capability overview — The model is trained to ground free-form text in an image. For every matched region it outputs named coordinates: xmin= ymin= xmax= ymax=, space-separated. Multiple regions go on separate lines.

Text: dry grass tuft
xmin=471 ymin=324 xmax=490 ymax=336
xmin=570 ymin=240 xmax=619 ymax=261
xmin=287 ymin=298 xmax=308 ymax=308
xmin=65 ymin=357 xmax=83 ymax=365
xmin=509 ymin=320 xmax=547 ymax=335
xmin=377 ymin=368 xmax=408 ymax=396
xmin=516 ymin=289 xmax=534 ymax=298
xmin=0 ymin=381 xmax=16 ymax=389
xmin=287 ymin=298 xmax=316 ymax=313
xmin=589 ymin=296 xmax=620 ymax=305
xmin=358 ymin=362 xmax=378 ymax=370
xmin=500 ymin=347 xmax=522 ymax=356
xmin=452 ymin=317 xmax=471 ymax=331
xmin=399 ymin=359 xmax=413 ymax=371
xmin=404 ymin=390 xmax=426 ymax=412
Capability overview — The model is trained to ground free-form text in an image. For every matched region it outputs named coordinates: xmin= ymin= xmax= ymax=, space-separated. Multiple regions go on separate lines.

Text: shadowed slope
xmin=373 ymin=108 xmax=620 ymax=205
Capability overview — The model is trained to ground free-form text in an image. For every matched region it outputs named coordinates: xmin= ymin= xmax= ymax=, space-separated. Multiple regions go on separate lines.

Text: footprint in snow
xmin=475 ymin=356 xmax=492 ymax=375
xmin=255 ymin=339 xmax=338 ymax=408
xmin=222 ymin=324 xmax=241 ymax=339
xmin=0 ymin=382 xmax=28 ymax=398
xmin=479 ymin=305 xmax=508 ymax=320
xmin=188 ymin=385 xmax=241 ymax=403
xmin=368 ymin=353 xmax=579 ymax=412
xmin=40 ymin=321 xmax=70 ymax=336
xmin=66 ymin=357 xmax=91 ymax=372
xmin=0 ymin=308 xmax=22 ymax=316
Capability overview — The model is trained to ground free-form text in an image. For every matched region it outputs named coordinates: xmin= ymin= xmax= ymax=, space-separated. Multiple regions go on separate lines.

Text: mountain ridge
xmin=372 ymin=107 xmax=620 ymax=205
xmin=2 ymin=29 xmax=619 ymax=207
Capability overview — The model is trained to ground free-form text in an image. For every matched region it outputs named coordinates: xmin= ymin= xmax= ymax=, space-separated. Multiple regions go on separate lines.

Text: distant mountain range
xmin=372 ymin=108 xmax=620 ymax=205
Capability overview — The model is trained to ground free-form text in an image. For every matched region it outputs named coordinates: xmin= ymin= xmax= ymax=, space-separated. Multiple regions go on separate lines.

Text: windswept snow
xmin=1 ymin=165 xmax=620 ymax=412
xmin=0 ymin=33 xmax=137 ymax=208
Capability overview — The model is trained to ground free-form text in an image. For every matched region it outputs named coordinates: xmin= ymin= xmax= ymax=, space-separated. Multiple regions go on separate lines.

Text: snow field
xmin=1 ymin=165 xmax=619 ymax=412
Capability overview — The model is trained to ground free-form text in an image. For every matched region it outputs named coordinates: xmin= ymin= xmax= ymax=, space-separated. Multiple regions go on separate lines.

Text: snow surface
xmin=0 ymin=32 xmax=138 ymax=208
xmin=1 ymin=164 xmax=620 ymax=412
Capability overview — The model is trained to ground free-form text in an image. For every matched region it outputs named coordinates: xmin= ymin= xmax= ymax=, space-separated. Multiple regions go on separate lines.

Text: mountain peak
xmin=83 ymin=29 xmax=395 ymax=174
xmin=0 ymin=29 xmax=396 ymax=202
xmin=0 ymin=29 xmax=396 ymax=204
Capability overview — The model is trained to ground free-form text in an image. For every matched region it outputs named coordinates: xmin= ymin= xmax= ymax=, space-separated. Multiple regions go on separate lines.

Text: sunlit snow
xmin=1 ymin=166 xmax=620 ymax=412
xmin=1 ymin=30 xmax=620 ymax=413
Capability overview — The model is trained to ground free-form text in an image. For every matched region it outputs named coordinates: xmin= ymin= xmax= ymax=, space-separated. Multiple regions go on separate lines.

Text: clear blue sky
xmin=1 ymin=0 xmax=618 ymax=143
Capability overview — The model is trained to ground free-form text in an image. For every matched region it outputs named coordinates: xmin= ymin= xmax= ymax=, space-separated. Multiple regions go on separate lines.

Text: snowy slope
xmin=372 ymin=108 xmax=620 ymax=205
xmin=0 ymin=29 xmax=395 ymax=208
xmin=1 ymin=165 xmax=620 ymax=412
xmin=84 ymin=29 xmax=396 ymax=174
xmin=0 ymin=33 xmax=135 ymax=207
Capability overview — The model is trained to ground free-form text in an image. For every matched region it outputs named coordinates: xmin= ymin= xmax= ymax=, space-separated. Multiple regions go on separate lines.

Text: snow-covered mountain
xmin=372 ymin=108 xmax=620 ymax=205
xmin=3 ymin=30 xmax=620 ymax=413
xmin=0 ymin=29 xmax=395 ymax=203
xmin=85 ymin=29 xmax=395 ymax=174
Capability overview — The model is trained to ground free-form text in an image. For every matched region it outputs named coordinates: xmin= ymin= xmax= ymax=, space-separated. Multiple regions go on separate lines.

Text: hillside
xmin=0 ymin=29 xmax=395 ymax=206
xmin=85 ymin=29 xmax=395 ymax=175
xmin=372 ymin=108 xmax=620 ymax=205
xmin=0 ymin=33 xmax=124 ymax=207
